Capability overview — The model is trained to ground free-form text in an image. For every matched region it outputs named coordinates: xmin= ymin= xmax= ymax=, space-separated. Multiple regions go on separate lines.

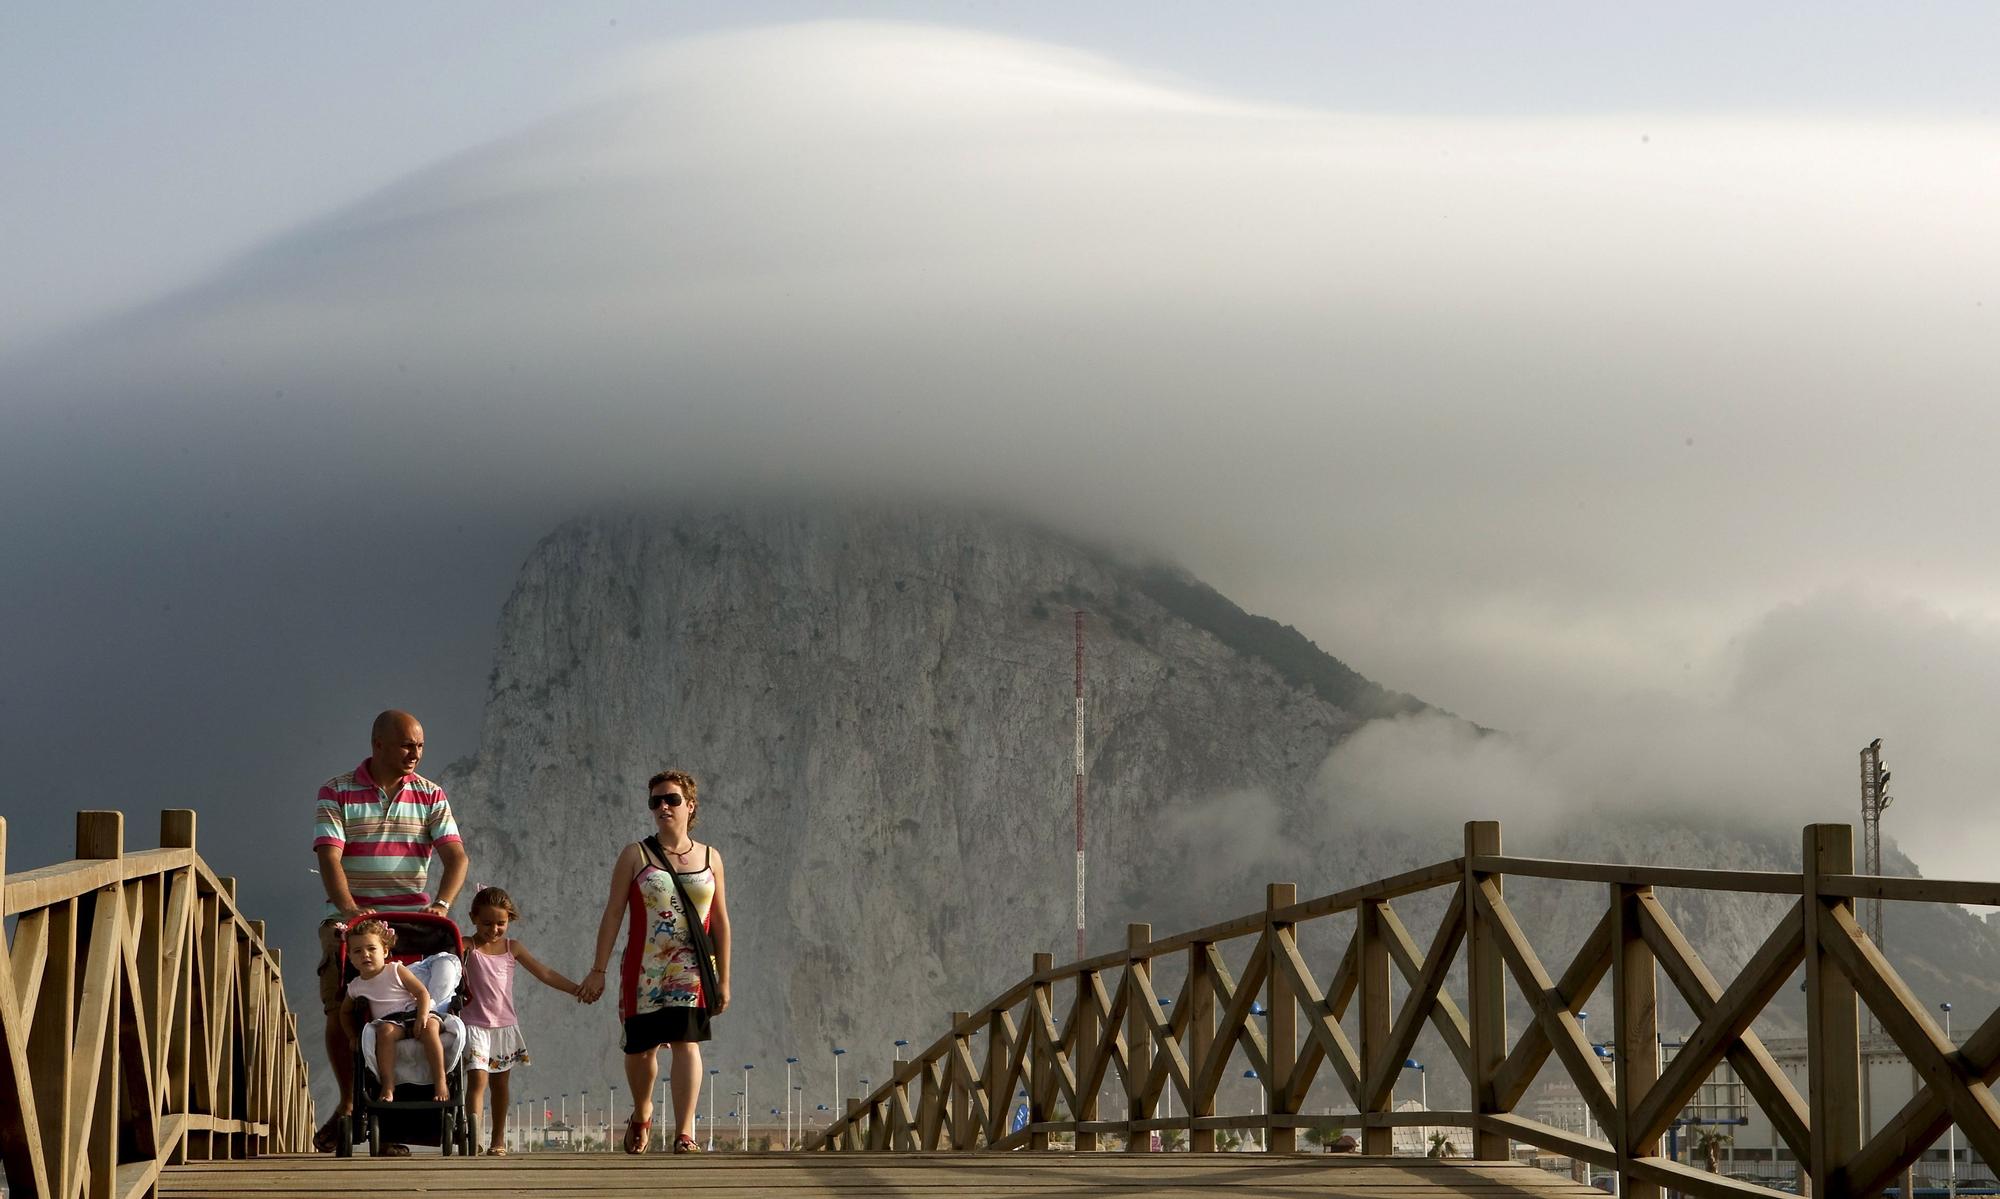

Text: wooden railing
xmin=808 ymin=820 xmax=2000 ymax=1199
xmin=0 ymin=812 xmax=314 ymax=1199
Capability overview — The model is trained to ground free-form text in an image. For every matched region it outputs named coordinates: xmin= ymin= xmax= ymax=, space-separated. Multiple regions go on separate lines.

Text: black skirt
xmin=622 ymin=1005 xmax=710 ymax=1053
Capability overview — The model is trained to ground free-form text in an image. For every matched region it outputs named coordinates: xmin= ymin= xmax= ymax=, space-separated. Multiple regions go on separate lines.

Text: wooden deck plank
xmin=160 ymin=1153 xmax=1603 ymax=1197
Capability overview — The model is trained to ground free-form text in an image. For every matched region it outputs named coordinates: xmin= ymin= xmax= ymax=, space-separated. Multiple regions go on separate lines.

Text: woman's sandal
xmin=673 ymin=1134 xmax=701 ymax=1154
xmin=486 ymin=1144 xmax=508 ymax=1157
xmin=623 ymin=1117 xmax=651 ymax=1155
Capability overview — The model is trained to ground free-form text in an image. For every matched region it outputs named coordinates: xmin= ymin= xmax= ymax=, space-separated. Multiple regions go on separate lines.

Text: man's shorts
xmin=317 ymin=919 xmax=346 ymax=1014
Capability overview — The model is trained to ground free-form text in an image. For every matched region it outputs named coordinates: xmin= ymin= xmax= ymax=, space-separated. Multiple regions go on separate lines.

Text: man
xmin=311 ymin=709 xmax=469 ymax=1151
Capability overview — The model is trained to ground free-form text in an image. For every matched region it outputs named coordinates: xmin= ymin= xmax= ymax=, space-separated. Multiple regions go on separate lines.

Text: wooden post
xmin=1612 ymin=883 xmax=1660 ymax=1199
xmin=1188 ymin=941 xmax=1216 ymax=1152
xmin=1075 ymin=967 xmax=1099 ymax=1151
xmin=161 ymin=814 xmax=196 ymax=1159
xmin=949 ymin=1010 xmax=972 ymax=1149
xmin=1029 ymin=952 xmax=1053 ymax=1151
xmin=1125 ymin=924 xmax=1151 ymax=1152
xmin=846 ymin=1097 xmax=863 ymax=1152
xmin=0 ymin=817 xmax=52 ymax=1199
xmin=985 ymin=1007 xmax=1009 ymax=1146
xmin=1805 ymin=823 xmax=1861 ymax=1198
xmin=1465 ymin=821 xmax=1508 ymax=1160
xmin=29 ymin=903 xmax=79 ymax=1195
xmin=1265 ymin=883 xmax=1298 ymax=1152
xmin=77 ymin=811 xmax=123 ymax=861
xmin=1359 ymin=899 xmax=1394 ymax=1155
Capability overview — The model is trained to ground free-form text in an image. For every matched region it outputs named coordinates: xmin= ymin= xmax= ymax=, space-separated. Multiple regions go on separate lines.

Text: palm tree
xmin=1692 ymin=1128 xmax=1734 ymax=1174
xmin=1427 ymin=1131 xmax=1457 ymax=1159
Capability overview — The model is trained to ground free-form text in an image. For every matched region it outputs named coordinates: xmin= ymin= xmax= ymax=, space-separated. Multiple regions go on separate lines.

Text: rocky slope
xmin=432 ymin=504 xmax=2000 ymax=1120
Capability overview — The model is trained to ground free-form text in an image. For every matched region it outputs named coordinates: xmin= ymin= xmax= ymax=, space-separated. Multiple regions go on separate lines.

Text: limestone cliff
xmin=437 ymin=504 xmax=2000 ymax=1120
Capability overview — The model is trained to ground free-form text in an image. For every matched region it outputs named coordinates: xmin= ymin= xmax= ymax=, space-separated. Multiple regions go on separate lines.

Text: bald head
xmin=372 ymin=709 xmax=419 ymax=742
xmin=368 ymin=710 xmax=425 ymax=784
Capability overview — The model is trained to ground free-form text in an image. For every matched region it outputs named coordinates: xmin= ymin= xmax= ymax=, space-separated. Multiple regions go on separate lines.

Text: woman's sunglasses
xmin=647 ymin=791 xmax=688 ymax=810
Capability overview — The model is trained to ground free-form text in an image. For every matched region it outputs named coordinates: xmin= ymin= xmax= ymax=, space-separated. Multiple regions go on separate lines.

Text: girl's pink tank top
xmin=463 ymin=942 xmax=518 ymax=1028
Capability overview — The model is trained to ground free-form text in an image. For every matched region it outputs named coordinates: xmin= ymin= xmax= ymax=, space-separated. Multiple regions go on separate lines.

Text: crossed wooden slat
xmin=1 ymin=815 xmax=313 ymax=1199
xmin=808 ymin=820 xmax=2000 ymax=1199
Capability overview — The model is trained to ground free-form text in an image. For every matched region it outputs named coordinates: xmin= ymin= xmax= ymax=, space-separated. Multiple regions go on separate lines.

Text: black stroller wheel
xmin=336 ymin=1112 xmax=353 ymax=1158
xmin=441 ymin=1109 xmax=455 ymax=1157
xmin=368 ymin=1112 xmax=382 ymax=1158
xmin=461 ymin=1110 xmax=478 ymax=1157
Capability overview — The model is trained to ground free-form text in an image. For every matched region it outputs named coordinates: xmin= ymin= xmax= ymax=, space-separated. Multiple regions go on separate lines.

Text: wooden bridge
xmin=4 ymin=812 xmax=1997 ymax=1198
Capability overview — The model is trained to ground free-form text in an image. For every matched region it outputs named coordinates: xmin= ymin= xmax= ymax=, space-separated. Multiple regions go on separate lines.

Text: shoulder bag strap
xmin=661 ymin=855 xmax=722 ymax=1016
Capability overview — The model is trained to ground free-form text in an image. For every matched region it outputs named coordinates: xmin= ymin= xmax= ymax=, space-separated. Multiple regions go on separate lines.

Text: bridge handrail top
xmin=1469 ymin=855 xmax=1802 ymax=894
xmin=3 ymin=839 xmax=286 ymax=976
xmin=4 ymin=846 xmax=194 ymax=912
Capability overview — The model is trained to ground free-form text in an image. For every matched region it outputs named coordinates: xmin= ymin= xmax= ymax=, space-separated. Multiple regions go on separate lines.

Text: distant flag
xmin=545 ymin=1108 xmax=554 ymax=1120
xmin=1012 ymin=1103 xmax=1029 ymax=1134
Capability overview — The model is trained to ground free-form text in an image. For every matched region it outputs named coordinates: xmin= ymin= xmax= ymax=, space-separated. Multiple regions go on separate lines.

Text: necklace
xmin=663 ymin=838 xmax=697 ymax=858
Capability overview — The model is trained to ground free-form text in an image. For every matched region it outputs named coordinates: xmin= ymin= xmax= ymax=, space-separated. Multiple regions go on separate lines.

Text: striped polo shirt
xmin=313 ymin=759 xmax=462 ymax=920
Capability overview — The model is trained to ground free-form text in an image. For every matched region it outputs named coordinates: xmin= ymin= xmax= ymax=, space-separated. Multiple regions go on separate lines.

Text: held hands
xmin=575 ymin=968 xmax=606 ymax=1005
xmin=714 ymin=978 xmax=731 ymax=1015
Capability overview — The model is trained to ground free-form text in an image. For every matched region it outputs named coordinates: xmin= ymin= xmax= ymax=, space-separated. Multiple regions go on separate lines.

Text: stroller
xmin=333 ymin=910 xmax=478 ymax=1157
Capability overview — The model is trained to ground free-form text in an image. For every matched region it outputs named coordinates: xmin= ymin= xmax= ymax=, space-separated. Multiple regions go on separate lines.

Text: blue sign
xmin=1011 ymin=1103 xmax=1030 ymax=1133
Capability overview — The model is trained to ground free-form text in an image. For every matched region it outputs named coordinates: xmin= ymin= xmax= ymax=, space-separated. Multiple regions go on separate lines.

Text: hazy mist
xmin=6 ymin=22 xmax=2000 ymax=989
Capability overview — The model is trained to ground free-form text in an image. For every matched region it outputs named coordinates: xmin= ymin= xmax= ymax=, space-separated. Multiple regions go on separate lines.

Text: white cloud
xmin=1318 ymin=590 xmax=2000 ymax=881
xmin=6 ymin=21 xmax=2000 ymax=889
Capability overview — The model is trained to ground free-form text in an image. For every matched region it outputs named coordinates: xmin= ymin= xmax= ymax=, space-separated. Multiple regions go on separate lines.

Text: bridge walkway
xmin=158 ymin=1152 xmax=1605 ymax=1197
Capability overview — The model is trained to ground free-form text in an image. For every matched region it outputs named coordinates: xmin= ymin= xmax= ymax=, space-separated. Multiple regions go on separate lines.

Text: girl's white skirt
xmin=465 ymin=1023 xmax=529 ymax=1073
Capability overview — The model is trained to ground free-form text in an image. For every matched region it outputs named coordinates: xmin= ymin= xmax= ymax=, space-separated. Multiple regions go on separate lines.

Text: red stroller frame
xmin=332 ymin=909 xmax=476 ymax=1158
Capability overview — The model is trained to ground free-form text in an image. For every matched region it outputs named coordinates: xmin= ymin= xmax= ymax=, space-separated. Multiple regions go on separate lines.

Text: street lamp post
xmin=1578 ymin=1011 xmax=1597 ymax=1149
xmin=785 ymin=1058 xmax=799 ymax=1149
xmin=708 ymin=1068 xmax=720 ymax=1150
xmin=832 ymin=1047 xmax=847 ymax=1117
xmin=1244 ymin=1069 xmax=1264 ymax=1151
xmin=1944 ymin=1002 xmax=1958 ymax=1199
xmin=1591 ymin=1044 xmax=1616 ymax=1195
xmin=894 ymin=1039 xmax=909 ymax=1063
xmin=743 ymin=1065 xmax=755 ymax=1150
xmin=1403 ymin=1058 xmax=1427 ymax=1110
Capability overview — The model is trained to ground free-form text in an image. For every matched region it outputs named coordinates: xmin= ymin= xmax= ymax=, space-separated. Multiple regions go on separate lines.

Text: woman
xmin=578 ymin=769 xmax=732 ymax=1153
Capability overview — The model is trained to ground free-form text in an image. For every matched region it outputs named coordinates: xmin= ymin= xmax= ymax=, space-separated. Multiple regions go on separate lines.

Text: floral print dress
xmin=618 ymin=847 xmax=715 ymax=1020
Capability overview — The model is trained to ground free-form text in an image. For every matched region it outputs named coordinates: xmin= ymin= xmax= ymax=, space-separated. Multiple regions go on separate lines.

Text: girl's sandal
xmin=486 ymin=1145 xmax=508 ymax=1157
xmin=623 ymin=1117 xmax=651 ymax=1155
xmin=673 ymin=1135 xmax=701 ymax=1154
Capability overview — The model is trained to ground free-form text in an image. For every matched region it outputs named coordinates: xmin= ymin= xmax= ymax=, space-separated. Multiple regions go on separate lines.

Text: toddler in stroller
xmin=335 ymin=912 xmax=475 ymax=1157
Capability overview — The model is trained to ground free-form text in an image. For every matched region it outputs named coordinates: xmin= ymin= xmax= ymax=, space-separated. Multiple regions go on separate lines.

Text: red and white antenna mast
xmin=1074 ymin=610 xmax=1087 ymax=960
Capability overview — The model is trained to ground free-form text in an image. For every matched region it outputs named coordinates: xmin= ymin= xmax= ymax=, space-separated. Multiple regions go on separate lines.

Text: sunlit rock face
xmin=444 ymin=502 xmax=1405 ymax=1107
xmin=435 ymin=504 xmax=2000 ymax=1121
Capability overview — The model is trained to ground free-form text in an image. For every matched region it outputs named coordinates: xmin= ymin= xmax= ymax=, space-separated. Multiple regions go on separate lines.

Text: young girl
xmin=462 ymin=885 xmax=586 ymax=1155
xmin=343 ymin=919 xmax=449 ymax=1103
